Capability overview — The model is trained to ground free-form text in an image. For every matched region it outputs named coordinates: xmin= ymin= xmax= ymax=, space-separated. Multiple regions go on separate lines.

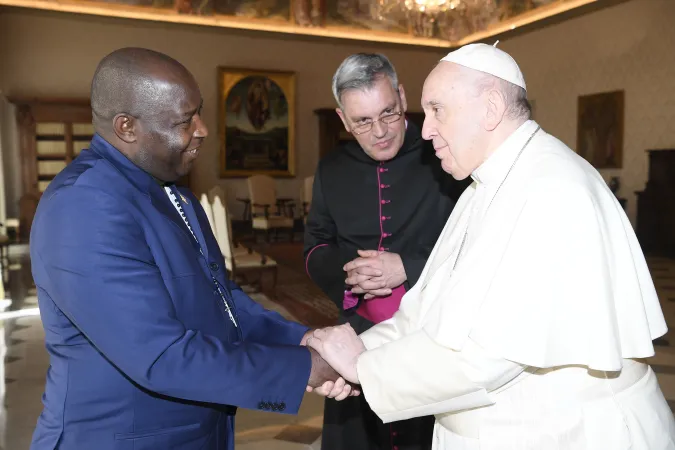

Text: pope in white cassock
xmin=307 ymin=43 xmax=675 ymax=449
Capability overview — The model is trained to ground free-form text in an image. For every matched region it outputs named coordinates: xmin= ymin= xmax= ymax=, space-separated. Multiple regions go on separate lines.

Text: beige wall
xmin=0 ymin=7 xmax=445 ymax=218
xmin=0 ymin=102 xmax=6 ymax=227
xmin=0 ymin=26 xmax=8 ymax=225
xmin=1 ymin=0 xmax=674 ymax=225
xmin=500 ymin=0 xmax=675 ymax=225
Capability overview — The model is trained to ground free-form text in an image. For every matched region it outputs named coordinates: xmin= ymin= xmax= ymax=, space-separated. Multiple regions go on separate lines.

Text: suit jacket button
xmin=279 ymin=402 xmax=286 ymax=411
xmin=210 ymin=262 xmax=219 ymax=271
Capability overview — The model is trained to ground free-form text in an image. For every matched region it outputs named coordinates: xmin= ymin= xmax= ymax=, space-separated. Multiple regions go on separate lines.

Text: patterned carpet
xmin=254 ymin=242 xmax=339 ymax=329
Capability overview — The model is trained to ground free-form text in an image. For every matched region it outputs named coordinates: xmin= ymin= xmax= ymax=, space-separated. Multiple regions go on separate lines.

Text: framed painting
xmin=576 ymin=90 xmax=624 ymax=169
xmin=218 ymin=67 xmax=295 ymax=177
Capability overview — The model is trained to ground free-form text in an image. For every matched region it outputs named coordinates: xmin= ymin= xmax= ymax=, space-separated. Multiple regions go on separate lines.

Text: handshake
xmin=301 ymin=324 xmax=367 ymax=401
xmin=298 ymin=249 xmax=406 ymax=401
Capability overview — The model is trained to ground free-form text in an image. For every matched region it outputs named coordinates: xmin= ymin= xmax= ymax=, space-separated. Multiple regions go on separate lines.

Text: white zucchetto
xmin=440 ymin=41 xmax=527 ymax=91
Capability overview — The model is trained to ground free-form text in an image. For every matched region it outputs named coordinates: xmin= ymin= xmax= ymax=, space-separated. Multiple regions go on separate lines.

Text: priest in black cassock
xmin=304 ymin=53 xmax=468 ymax=450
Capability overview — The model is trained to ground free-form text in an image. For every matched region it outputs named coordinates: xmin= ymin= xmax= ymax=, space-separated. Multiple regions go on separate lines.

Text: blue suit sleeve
xmin=226 ymin=280 xmax=310 ymax=346
xmin=32 ymin=186 xmax=311 ymax=414
xmin=185 ymin=189 xmax=311 ymax=346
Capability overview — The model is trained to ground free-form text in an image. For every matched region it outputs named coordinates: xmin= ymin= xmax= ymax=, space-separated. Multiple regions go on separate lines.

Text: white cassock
xmin=355 ymin=119 xmax=675 ymax=449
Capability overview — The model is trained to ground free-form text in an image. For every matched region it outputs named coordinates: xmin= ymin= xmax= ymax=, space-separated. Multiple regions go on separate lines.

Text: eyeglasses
xmin=350 ymin=111 xmax=403 ymax=135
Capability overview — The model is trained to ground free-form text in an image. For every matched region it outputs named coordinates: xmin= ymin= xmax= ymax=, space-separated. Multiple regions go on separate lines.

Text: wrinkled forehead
xmin=422 ymin=62 xmax=468 ymax=104
xmin=340 ymin=79 xmax=399 ymax=119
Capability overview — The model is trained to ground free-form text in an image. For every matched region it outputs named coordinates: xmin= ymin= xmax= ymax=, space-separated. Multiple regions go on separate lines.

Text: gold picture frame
xmin=218 ymin=67 xmax=295 ymax=177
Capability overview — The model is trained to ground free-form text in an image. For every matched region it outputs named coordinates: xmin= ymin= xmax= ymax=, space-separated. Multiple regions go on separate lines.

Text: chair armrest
xmin=251 ymin=203 xmax=271 ymax=219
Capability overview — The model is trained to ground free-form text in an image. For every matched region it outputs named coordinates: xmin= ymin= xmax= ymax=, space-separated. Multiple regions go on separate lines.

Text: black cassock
xmin=304 ymin=121 xmax=468 ymax=450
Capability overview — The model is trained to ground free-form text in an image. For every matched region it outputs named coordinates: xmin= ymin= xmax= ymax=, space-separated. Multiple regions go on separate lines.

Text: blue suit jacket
xmin=30 ymin=135 xmax=312 ymax=450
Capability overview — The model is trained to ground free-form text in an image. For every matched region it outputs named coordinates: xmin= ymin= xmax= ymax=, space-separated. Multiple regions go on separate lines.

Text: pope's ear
xmin=484 ymin=89 xmax=506 ymax=131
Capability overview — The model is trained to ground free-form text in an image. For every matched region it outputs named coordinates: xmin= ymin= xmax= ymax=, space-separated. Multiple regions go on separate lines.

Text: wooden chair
xmin=247 ymin=175 xmax=294 ymax=242
xmin=199 ymin=193 xmax=217 ymax=235
xmin=203 ymin=192 xmax=278 ymax=290
xmin=207 ymin=186 xmax=253 ymax=255
xmin=201 ymin=191 xmax=249 ymax=258
xmin=207 ymin=186 xmax=226 ymax=207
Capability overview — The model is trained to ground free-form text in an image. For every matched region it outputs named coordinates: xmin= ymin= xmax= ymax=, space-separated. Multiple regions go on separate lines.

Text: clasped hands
xmin=301 ymin=324 xmax=366 ymax=401
xmin=344 ymin=250 xmax=406 ymax=300
xmin=300 ymin=250 xmax=404 ymax=400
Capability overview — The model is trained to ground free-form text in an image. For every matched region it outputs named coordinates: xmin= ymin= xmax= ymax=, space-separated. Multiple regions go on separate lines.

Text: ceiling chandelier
xmin=406 ymin=0 xmax=498 ymax=39
xmin=402 ymin=0 xmax=459 ymax=15
xmin=372 ymin=0 xmax=504 ymax=41
xmin=369 ymin=0 xmax=558 ymax=42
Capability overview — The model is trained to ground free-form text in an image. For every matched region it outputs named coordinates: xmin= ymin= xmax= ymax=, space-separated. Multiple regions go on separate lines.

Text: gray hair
xmin=474 ymin=73 xmax=531 ymax=120
xmin=332 ymin=53 xmax=399 ymax=108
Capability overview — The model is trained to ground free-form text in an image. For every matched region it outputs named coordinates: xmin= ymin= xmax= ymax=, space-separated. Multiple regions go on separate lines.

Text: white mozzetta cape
xmin=359 ymin=120 xmax=666 ymax=376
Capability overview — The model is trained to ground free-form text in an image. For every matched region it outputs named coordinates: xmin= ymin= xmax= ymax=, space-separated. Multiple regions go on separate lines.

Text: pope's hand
xmin=344 ymin=250 xmax=406 ymax=299
xmin=306 ymin=324 xmax=365 ymax=384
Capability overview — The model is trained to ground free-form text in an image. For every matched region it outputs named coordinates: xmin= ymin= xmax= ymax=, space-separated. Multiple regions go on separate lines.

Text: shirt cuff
xmin=343 ymin=290 xmax=359 ymax=310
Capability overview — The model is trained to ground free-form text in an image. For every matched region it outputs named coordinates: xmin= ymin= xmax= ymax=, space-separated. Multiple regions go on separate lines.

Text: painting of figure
xmin=577 ymin=90 xmax=624 ymax=169
xmin=219 ymin=68 xmax=295 ymax=177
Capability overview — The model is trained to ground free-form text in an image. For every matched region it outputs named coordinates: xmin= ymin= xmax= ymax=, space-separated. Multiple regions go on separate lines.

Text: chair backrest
xmin=303 ymin=175 xmax=314 ymax=205
xmin=208 ymin=185 xmax=227 ymax=205
xmin=199 ymin=193 xmax=216 ymax=238
xmin=247 ymin=175 xmax=276 ymax=206
xmin=211 ymin=193 xmax=235 ymax=269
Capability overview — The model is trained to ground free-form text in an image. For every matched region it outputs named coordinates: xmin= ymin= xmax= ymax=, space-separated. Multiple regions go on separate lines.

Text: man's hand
xmin=300 ymin=329 xmax=315 ymax=346
xmin=306 ymin=347 xmax=360 ymax=401
xmin=304 ymin=332 xmax=359 ymax=401
xmin=306 ymin=378 xmax=361 ymax=401
xmin=344 ymin=250 xmax=406 ymax=299
xmin=306 ymin=324 xmax=366 ymax=384
xmin=307 ymin=346 xmax=340 ymax=388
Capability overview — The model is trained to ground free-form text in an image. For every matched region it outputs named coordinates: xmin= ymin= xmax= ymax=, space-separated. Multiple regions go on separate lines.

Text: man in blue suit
xmin=29 ymin=47 xmax=354 ymax=449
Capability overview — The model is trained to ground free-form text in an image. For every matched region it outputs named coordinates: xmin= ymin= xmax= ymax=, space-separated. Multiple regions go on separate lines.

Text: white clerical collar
xmin=472 ymin=120 xmax=539 ymax=185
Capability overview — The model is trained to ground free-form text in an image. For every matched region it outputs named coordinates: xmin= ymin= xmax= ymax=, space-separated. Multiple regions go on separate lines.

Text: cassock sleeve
xmin=356 ymin=330 xmax=524 ymax=423
xmin=303 ymin=169 xmax=356 ymax=309
xmin=400 ymin=176 xmax=468 ymax=287
xmin=400 ymin=253 xmax=431 ymax=288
